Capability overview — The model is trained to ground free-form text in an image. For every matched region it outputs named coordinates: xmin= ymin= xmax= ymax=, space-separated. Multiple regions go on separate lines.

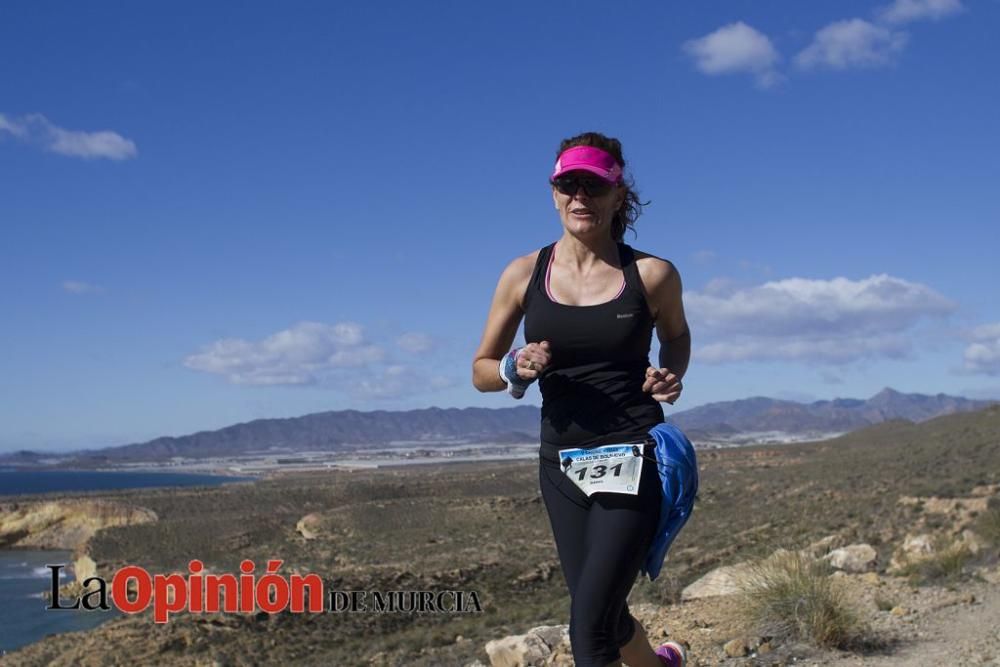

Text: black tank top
xmin=523 ymin=241 xmax=664 ymax=460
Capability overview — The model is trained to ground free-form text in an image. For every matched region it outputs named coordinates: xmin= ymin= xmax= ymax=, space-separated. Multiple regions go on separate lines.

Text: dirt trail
xmin=822 ymin=580 xmax=1000 ymax=667
xmin=621 ymin=573 xmax=1000 ymax=667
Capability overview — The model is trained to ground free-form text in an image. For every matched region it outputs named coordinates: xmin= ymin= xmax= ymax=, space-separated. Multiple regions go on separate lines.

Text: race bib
xmin=560 ymin=444 xmax=643 ymax=497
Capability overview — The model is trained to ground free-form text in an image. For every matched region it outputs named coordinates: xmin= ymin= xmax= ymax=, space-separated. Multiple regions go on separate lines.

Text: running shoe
xmin=654 ymin=640 xmax=687 ymax=667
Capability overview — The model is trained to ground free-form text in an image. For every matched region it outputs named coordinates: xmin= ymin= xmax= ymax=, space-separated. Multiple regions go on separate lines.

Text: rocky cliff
xmin=0 ymin=499 xmax=158 ymax=551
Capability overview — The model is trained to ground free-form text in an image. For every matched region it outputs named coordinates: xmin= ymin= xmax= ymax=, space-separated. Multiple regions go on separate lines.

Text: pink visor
xmin=551 ymin=145 xmax=623 ymax=184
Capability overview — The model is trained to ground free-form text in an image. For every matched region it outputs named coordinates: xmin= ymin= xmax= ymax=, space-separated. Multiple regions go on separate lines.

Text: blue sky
xmin=2 ymin=1 xmax=998 ymax=452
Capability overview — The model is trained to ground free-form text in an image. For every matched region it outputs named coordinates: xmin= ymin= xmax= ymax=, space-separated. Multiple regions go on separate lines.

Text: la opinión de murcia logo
xmin=45 ymin=559 xmax=483 ymax=623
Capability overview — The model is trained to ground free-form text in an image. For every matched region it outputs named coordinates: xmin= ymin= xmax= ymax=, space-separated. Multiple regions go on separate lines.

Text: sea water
xmin=0 ymin=469 xmax=255 ymax=656
xmin=0 ymin=468 xmax=256 ymax=497
xmin=0 ymin=549 xmax=121 ymax=655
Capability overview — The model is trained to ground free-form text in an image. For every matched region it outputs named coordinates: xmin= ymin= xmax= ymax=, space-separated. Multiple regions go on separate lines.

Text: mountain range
xmin=670 ymin=387 xmax=993 ymax=439
xmin=1 ymin=388 xmax=994 ymax=464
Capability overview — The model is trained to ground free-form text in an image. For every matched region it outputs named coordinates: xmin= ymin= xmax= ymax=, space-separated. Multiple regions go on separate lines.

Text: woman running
xmin=472 ymin=131 xmax=693 ymax=667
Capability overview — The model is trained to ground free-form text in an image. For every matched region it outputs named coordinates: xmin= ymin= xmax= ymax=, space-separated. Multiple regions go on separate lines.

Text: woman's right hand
xmin=516 ymin=341 xmax=551 ymax=381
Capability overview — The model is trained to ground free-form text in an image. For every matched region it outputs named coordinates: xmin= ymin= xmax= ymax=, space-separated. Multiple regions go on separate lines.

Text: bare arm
xmin=636 ymin=253 xmax=691 ymax=403
xmin=471 ymin=254 xmax=536 ymax=392
xmin=652 ymin=262 xmax=690 ymax=381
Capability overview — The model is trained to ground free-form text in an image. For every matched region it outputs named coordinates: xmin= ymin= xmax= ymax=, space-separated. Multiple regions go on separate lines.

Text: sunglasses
xmin=550 ymin=174 xmax=617 ymax=198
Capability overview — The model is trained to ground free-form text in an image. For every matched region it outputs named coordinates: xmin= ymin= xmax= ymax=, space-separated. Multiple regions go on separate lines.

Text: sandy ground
xmin=821 ymin=579 xmax=1000 ymax=667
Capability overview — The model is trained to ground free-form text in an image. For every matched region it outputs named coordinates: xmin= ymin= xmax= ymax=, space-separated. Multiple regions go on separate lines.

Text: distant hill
xmin=34 ymin=405 xmax=542 ymax=463
xmin=668 ymin=387 xmax=995 ymax=438
xmin=1 ymin=389 xmax=994 ymax=465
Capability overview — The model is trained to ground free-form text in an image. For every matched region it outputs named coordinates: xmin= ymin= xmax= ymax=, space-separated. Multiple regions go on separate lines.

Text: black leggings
xmin=538 ymin=443 xmax=662 ymax=667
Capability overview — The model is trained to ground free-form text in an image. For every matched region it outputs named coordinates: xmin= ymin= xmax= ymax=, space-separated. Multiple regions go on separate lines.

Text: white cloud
xmin=0 ymin=113 xmax=28 ymax=138
xmin=683 ymin=22 xmax=783 ymax=89
xmin=698 ymin=334 xmax=912 ymax=364
xmin=354 ymin=365 xmax=455 ymax=399
xmin=62 ymin=280 xmax=104 ymax=295
xmin=184 ymin=321 xmax=384 ymax=386
xmin=701 ymin=277 xmax=740 ymax=296
xmin=959 ymin=386 xmax=1000 ymax=401
xmin=775 ymin=390 xmax=819 ymax=403
xmin=962 ymin=323 xmax=1000 ymax=376
xmin=821 ymin=370 xmax=845 ymax=385
xmin=396 ymin=332 xmax=434 ymax=353
xmin=687 ymin=274 xmax=955 ymax=364
xmin=692 ymin=250 xmax=717 ymax=265
xmin=970 ymin=323 xmax=1000 ymax=338
xmin=738 ymin=259 xmax=773 ymax=276
xmin=47 ymin=125 xmax=137 ymax=160
xmin=689 ymin=274 xmax=954 ymax=336
xmin=0 ymin=113 xmax=136 ymax=160
xmin=795 ymin=19 xmax=908 ymax=70
xmin=877 ymin=0 xmax=964 ymax=24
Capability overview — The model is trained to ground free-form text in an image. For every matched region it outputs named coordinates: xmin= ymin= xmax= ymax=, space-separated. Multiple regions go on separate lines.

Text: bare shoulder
xmin=632 ymin=249 xmax=681 ymax=290
xmin=504 ymin=249 xmax=539 ymax=279
xmin=497 ymin=249 xmax=541 ymax=309
xmin=630 ymin=248 xmax=682 ymax=321
xmin=499 ymin=249 xmax=539 ymax=288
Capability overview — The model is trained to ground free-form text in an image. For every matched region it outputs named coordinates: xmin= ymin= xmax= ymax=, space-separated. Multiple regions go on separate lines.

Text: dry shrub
xmin=873 ymin=593 xmax=896 ymax=612
xmin=897 ymin=538 xmax=972 ymax=585
xmin=973 ymin=499 xmax=1000 ymax=546
xmin=736 ymin=550 xmax=865 ymax=649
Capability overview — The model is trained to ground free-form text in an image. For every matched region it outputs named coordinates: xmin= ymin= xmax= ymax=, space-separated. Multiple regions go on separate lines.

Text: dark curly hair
xmin=555 ymin=131 xmax=647 ymax=242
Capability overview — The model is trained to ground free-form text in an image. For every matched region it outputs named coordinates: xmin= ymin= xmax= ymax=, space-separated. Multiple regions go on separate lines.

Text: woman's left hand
xmin=643 ymin=367 xmax=682 ymax=404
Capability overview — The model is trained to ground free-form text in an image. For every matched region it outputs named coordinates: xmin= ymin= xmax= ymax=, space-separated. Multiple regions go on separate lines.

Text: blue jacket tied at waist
xmin=641 ymin=422 xmax=699 ymax=582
